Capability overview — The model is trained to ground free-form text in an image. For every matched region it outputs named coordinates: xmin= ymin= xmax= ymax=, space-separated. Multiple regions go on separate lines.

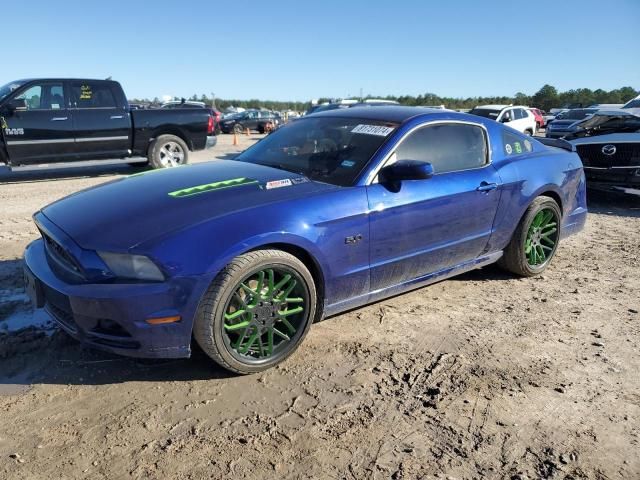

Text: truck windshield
xmin=0 ymin=81 xmax=26 ymax=102
xmin=236 ymin=117 xmax=398 ymax=186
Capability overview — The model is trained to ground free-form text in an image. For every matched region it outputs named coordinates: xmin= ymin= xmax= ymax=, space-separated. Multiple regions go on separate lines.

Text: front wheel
xmin=194 ymin=250 xmax=317 ymax=374
xmin=148 ymin=134 xmax=189 ymax=169
xmin=498 ymin=196 xmax=561 ymax=277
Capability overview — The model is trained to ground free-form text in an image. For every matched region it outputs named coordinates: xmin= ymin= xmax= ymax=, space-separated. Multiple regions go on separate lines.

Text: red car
xmin=528 ymin=108 xmax=546 ymax=130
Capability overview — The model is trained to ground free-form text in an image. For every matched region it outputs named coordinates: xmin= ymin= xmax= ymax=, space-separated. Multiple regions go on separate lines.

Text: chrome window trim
xmin=366 ymin=119 xmax=493 ymax=185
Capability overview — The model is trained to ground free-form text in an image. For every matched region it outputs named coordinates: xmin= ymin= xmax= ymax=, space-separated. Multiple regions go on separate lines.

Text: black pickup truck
xmin=0 ymin=78 xmax=216 ymax=171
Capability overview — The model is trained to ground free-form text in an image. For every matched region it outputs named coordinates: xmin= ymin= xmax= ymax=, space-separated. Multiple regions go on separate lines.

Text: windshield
xmin=555 ymin=109 xmax=597 ymax=120
xmin=623 ymin=99 xmax=640 ymax=109
xmin=468 ymin=108 xmax=501 ymax=119
xmin=236 ymin=117 xmax=398 ymax=186
xmin=0 ymin=80 xmax=26 ymax=102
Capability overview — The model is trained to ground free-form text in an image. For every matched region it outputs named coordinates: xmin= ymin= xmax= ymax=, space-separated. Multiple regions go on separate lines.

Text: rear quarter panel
xmin=486 ymin=124 xmax=587 ymax=252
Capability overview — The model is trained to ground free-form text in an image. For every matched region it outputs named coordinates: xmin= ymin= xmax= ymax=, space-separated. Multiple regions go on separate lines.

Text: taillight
xmin=207 ymin=115 xmax=214 ymax=135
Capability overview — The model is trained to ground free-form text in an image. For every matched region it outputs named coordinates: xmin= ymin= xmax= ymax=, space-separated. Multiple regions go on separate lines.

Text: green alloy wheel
xmin=499 ymin=196 xmax=562 ymax=277
xmin=194 ymin=250 xmax=316 ymax=374
xmin=524 ymin=208 xmax=559 ymax=266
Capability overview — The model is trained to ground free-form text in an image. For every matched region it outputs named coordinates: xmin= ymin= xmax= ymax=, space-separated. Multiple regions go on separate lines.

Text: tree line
xmin=129 ymin=85 xmax=638 ymax=112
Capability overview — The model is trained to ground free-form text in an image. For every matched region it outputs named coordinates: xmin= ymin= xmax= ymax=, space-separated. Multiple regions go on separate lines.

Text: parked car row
xmin=219 ymin=109 xmax=281 ymax=134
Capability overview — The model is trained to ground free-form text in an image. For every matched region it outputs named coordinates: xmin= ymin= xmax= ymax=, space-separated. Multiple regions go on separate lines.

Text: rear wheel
xmin=498 ymin=196 xmax=561 ymax=277
xmin=148 ymin=134 xmax=189 ymax=169
xmin=194 ymin=250 xmax=316 ymax=374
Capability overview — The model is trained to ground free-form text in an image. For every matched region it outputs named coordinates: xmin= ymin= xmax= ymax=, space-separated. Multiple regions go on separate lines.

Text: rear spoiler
xmin=537 ymin=137 xmax=576 ymax=152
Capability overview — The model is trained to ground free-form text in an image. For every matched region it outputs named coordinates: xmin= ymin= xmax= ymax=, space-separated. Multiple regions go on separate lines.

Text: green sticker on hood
xmin=168 ymin=177 xmax=258 ymax=198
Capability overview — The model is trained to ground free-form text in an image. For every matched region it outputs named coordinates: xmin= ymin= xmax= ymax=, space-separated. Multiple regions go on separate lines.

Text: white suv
xmin=468 ymin=105 xmax=537 ymax=135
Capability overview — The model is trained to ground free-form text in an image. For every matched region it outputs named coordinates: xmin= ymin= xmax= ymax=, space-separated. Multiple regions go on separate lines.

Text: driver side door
xmin=366 ymin=122 xmax=502 ymax=291
xmin=2 ymin=82 xmax=75 ymax=165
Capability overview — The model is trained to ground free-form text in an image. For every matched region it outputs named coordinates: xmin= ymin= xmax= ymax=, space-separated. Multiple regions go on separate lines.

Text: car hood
xmin=41 ymin=161 xmax=338 ymax=251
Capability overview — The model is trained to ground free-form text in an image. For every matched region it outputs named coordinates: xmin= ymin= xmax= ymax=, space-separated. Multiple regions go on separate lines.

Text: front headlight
xmin=98 ymin=252 xmax=165 ymax=281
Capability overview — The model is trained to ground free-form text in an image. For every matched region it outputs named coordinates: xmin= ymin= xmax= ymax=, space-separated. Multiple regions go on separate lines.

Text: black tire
xmin=525 ymin=129 xmax=533 ymax=136
xmin=147 ymin=134 xmax=189 ymax=169
xmin=498 ymin=196 xmax=562 ymax=277
xmin=194 ymin=249 xmax=317 ymax=374
xmin=233 ymin=123 xmax=244 ymax=134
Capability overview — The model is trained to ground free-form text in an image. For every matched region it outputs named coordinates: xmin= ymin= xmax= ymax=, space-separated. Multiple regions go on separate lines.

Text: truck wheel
xmin=148 ymin=134 xmax=189 ymax=169
xmin=194 ymin=249 xmax=317 ymax=375
xmin=498 ymin=196 xmax=561 ymax=277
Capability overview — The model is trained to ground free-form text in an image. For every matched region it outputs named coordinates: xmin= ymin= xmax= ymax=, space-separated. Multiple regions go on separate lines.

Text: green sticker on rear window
xmin=168 ymin=177 xmax=258 ymax=198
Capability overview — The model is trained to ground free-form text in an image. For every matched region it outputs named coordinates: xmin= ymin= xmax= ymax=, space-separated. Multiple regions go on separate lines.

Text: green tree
xmin=532 ymin=84 xmax=558 ymax=111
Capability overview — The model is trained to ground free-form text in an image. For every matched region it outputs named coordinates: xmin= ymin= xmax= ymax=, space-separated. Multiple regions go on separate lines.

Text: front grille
xmin=576 ymin=143 xmax=640 ymax=168
xmin=41 ymin=232 xmax=81 ymax=273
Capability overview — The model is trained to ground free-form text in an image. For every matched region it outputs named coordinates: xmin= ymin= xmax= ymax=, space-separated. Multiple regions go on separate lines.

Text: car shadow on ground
xmin=0 ymin=334 xmax=237 ymax=389
xmin=587 ymin=189 xmax=640 ymax=218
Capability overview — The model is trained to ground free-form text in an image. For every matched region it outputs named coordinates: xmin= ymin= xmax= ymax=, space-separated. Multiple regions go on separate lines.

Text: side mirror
xmin=379 ymin=160 xmax=434 ymax=185
xmin=500 ymin=116 xmax=511 ymax=123
xmin=7 ymin=98 xmax=27 ymax=112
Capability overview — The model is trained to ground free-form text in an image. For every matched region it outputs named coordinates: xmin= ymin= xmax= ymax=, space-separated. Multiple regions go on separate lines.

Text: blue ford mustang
xmin=23 ymin=107 xmax=587 ymax=374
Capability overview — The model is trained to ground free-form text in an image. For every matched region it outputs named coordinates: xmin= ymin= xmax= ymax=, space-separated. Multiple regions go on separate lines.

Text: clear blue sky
xmin=3 ymin=0 xmax=639 ymax=102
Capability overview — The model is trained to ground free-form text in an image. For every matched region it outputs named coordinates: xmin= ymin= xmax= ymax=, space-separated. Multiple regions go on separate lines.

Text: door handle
xmin=110 ymin=115 xmax=124 ymax=119
xmin=476 ymin=181 xmax=498 ymax=192
xmin=51 ymin=117 xmax=68 ymax=121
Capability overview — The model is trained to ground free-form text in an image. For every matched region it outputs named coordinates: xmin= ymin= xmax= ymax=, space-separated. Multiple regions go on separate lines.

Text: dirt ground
xmin=0 ymin=134 xmax=639 ymax=479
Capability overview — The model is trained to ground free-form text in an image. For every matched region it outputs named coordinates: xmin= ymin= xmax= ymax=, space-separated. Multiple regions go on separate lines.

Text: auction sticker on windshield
xmin=351 ymin=124 xmax=395 ymax=136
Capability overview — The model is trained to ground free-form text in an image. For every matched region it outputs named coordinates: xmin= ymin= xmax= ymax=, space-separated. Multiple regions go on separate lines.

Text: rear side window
xmin=394 ymin=123 xmax=488 ymax=174
xmin=72 ymin=82 xmax=116 ymax=108
xmin=502 ymin=130 xmax=533 ymax=156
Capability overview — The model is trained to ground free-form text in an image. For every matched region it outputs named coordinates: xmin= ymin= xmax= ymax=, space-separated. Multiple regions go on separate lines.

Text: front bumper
xmin=205 ymin=135 xmax=218 ymax=149
xmin=24 ymin=239 xmax=211 ymax=359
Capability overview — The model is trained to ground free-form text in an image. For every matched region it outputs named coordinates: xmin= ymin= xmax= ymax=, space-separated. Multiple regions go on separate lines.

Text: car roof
xmin=309 ymin=105 xmax=449 ymax=123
